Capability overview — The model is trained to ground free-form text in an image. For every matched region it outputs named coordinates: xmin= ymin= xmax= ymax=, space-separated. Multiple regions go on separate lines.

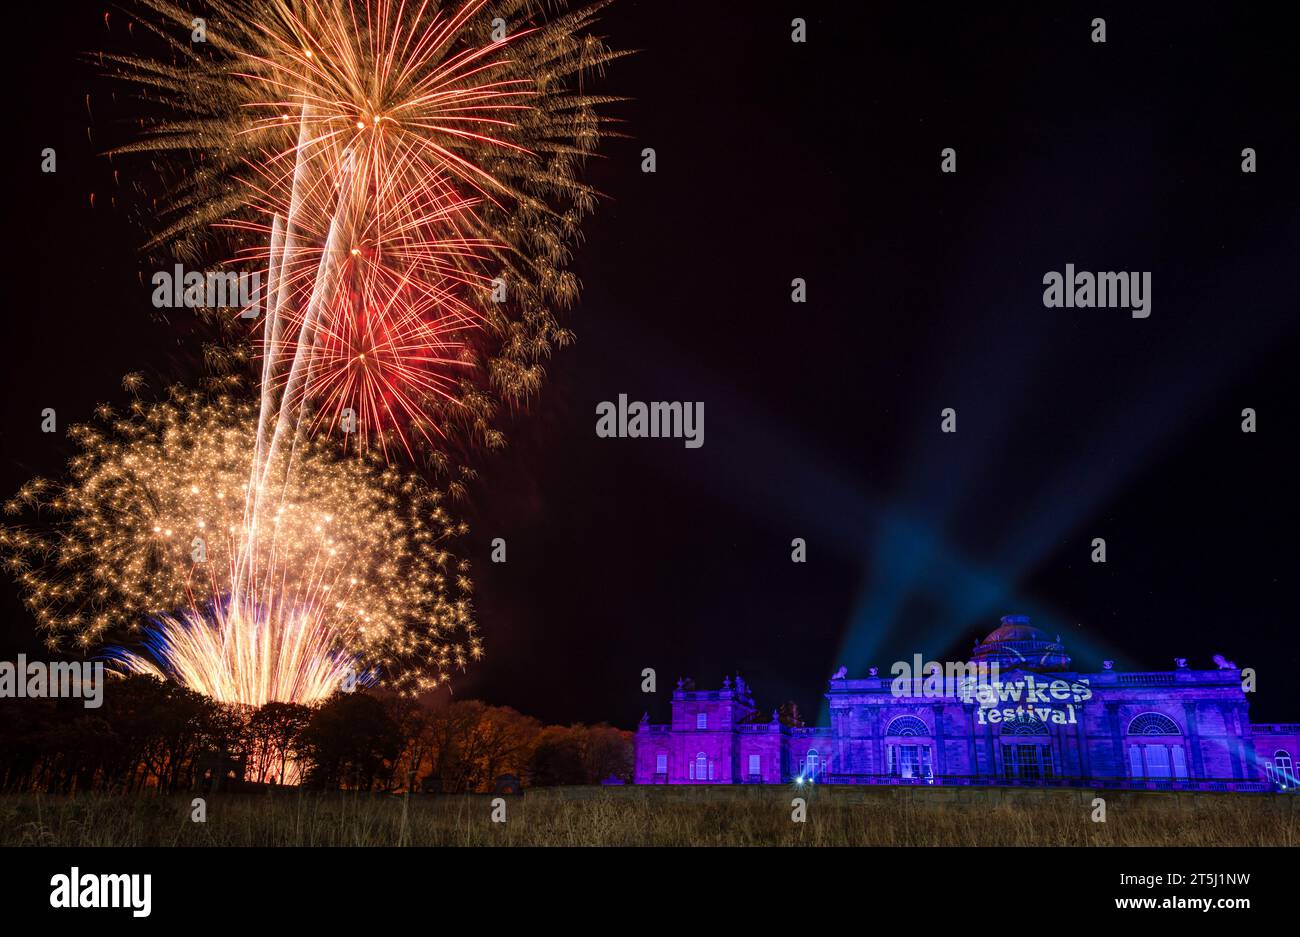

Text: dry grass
xmin=2 ymin=787 xmax=1295 ymax=846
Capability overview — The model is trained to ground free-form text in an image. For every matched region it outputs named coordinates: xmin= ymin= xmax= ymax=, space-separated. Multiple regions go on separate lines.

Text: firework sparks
xmin=108 ymin=0 xmax=623 ymax=454
xmin=107 ymin=600 xmax=362 ymax=706
xmin=1 ymin=388 xmax=479 ymax=700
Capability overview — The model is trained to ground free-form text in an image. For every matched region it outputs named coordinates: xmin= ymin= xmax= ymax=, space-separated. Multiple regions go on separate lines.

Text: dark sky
xmin=3 ymin=2 xmax=1297 ymax=729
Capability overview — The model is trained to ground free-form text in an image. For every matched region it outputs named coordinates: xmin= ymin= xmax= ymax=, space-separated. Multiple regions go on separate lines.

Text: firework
xmin=1 ymin=387 xmax=479 ymax=700
xmin=107 ymin=601 xmax=362 ymax=706
xmin=107 ymin=0 xmax=623 ymax=453
xmin=3 ymin=0 xmax=620 ymax=703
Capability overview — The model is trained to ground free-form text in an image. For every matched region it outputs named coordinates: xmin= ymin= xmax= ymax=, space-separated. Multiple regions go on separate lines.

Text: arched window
xmin=1127 ymin=712 xmax=1181 ymax=736
xmin=806 ymin=749 xmax=819 ymax=778
xmin=885 ymin=715 xmax=929 ymax=737
xmin=1126 ymin=714 xmax=1187 ymax=781
xmin=884 ymin=720 xmax=932 ymax=781
xmin=695 ymin=752 xmax=708 ymax=781
xmin=1275 ymin=750 xmax=1294 ymax=786
xmin=1002 ymin=714 xmax=1050 ymax=736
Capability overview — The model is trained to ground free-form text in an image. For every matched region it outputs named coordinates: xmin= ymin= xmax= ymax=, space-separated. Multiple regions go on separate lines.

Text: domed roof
xmin=971 ymin=615 xmax=1071 ymax=672
xmin=986 ymin=616 xmax=1044 ymax=638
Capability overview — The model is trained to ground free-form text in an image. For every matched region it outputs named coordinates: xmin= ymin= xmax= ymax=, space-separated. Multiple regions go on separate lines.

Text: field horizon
xmin=4 ymin=786 xmax=1295 ymax=847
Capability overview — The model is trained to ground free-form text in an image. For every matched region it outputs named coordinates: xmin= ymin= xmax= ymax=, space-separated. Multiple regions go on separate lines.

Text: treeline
xmin=0 ymin=674 xmax=632 ymax=794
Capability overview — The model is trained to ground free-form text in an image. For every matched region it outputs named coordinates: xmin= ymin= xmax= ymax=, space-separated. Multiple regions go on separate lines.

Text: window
xmin=806 ymin=749 xmax=819 ymax=779
xmin=1265 ymin=762 xmax=1276 ymax=784
xmin=696 ymin=712 xmax=708 ymax=730
xmin=1275 ymin=750 xmax=1294 ymax=786
xmin=1003 ymin=713 xmax=1049 ymax=736
xmin=885 ymin=715 xmax=929 ymax=737
xmin=887 ymin=744 xmax=932 ymax=779
xmin=1144 ymin=744 xmax=1171 ymax=777
xmin=1002 ymin=743 xmax=1054 ymax=781
xmin=695 ymin=752 xmax=707 ymax=781
xmin=748 ymin=754 xmax=761 ymax=777
xmin=1127 ymin=712 xmax=1181 ymax=736
xmin=1128 ymin=743 xmax=1188 ymax=779
xmin=1125 ymin=714 xmax=1185 ymax=781
xmin=655 ymin=753 xmax=667 ymax=775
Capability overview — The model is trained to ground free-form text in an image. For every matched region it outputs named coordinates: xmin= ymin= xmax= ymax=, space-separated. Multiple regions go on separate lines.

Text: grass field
xmin=3 ymin=786 xmax=1297 ymax=846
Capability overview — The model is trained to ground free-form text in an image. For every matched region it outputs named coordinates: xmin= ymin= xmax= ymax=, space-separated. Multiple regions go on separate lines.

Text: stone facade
xmin=634 ymin=617 xmax=1298 ymax=792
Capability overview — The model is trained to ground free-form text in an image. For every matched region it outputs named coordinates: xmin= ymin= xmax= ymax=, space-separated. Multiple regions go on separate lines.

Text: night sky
xmin=3 ymin=1 xmax=1297 ymax=729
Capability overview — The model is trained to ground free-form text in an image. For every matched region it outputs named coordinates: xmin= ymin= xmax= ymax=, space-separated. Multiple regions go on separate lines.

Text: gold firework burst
xmin=1 ymin=386 xmax=479 ymax=697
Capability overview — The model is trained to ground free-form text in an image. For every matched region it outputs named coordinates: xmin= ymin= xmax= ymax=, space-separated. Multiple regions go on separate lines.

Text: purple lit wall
xmin=634 ymin=618 xmax=1295 ymax=792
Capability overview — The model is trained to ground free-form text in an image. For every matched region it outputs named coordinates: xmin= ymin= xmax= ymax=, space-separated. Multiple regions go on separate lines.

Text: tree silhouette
xmin=301 ymin=693 xmax=403 ymax=791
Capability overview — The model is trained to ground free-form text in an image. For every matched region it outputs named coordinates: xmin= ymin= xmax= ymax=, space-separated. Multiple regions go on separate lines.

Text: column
xmin=983 ymin=715 xmax=997 ymax=780
xmin=1218 ymin=702 xmax=1244 ymax=780
xmin=1181 ymin=700 xmax=1205 ymax=778
xmin=1105 ymin=702 xmax=1124 ymax=781
xmin=870 ymin=708 xmax=883 ymax=780
xmin=931 ymin=704 xmax=948 ymax=779
xmin=1073 ymin=708 xmax=1091 ymax=781
xmin=835 ymin=709 xmax=848 ymax=779
xmin=965 ymin=705 xmax=978 ymax=780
